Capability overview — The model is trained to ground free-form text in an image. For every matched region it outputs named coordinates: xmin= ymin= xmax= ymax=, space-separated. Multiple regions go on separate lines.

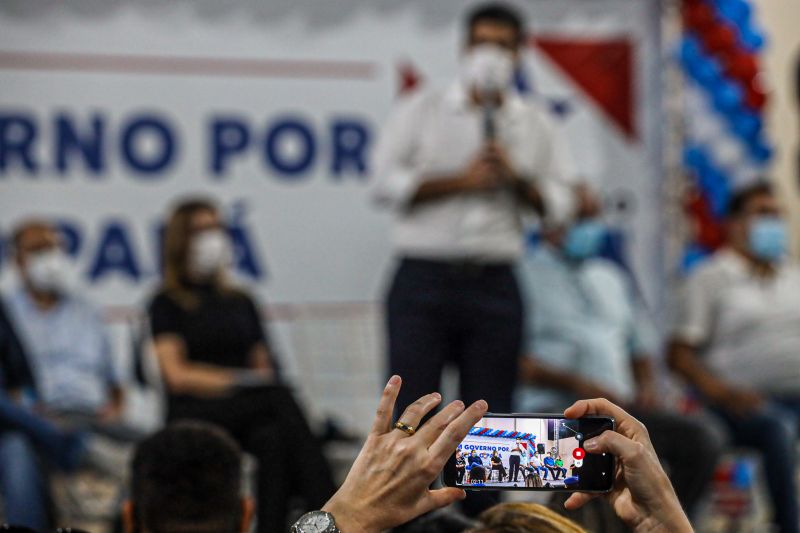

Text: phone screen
xmin=442 ymin=413 xmax=615 ymax=492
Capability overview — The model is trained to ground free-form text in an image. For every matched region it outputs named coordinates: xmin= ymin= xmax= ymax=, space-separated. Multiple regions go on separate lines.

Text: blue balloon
xmin=719 ymin=0 xmax=751 ymax=25
xmin=751 ymin=140 xmax=773 ymax=163
xmin=682 ymin=244 xmax=712 ymax=274
xmin=680 ymin=36 xmax=702 ymax=62
xmin=683 ymin=146 xmax=707 ymax=170
xmin=695 ymin=56 xmax=723 ymax=87
xmin=741 ymin=28 xmax=765 ymax=51
xmin=732 ymin=111 xmax=761 ymax=139
xmin=714 ymin=81 xmax=744 ymax=110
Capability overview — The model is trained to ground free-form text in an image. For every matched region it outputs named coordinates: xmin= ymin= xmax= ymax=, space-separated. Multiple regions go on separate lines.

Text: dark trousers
xmin=387 ymin=258 xmax=523 ymax=414
xmin=508 ymin=455 xmax=521 ymax=482
xmin=386 ymin=258 xmax=524 ymax=515
xmin=168 ymin=385 xmax=336 ymax=533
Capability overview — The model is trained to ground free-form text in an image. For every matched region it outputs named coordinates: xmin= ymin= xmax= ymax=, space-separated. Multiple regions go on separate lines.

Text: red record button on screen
xmin=573 ymin=447 xmax=586 ymax=460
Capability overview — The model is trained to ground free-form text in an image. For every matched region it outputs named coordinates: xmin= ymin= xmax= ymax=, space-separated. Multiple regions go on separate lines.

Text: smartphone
xmin=442 ymin=413 xmax=615 ymax=492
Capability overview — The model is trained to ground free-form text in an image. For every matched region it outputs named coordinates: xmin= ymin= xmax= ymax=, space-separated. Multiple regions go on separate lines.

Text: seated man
xmin=0 ymin=220 xmax=129 ymax=529
xmin=555 ymin=455 xmax=567 ymax=479
xmin=516 ymin=212 xmax=722 ymax=517
xmin=668 ymin=182 xmax=800 ymax=533
xmin=543 ymin=453 xmax=560 ymax=480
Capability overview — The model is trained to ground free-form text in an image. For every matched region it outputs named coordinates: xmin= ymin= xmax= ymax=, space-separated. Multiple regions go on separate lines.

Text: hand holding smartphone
xmin=442 ymin=413 xmax=615 ymax=492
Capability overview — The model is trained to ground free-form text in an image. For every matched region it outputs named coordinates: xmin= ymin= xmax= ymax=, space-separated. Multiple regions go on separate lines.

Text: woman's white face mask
xmin=460 ymin=43 xmax=515 ymax=96
xmin=189 ymin=229 xmax=233 ymax=278
xmin=25 ymin=248 xmax=74 ymax=295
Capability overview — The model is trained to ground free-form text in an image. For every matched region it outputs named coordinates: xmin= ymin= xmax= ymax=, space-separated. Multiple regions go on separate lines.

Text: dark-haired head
xmin=465 ymin=3 xmax=525 ymax=52
xmin=724 ymin=180 xmax=785 ymax=263
xmin=726 ymin=181 xmax=774 ymax=220
xmin=123 ymin=421 xmax=253 ymax=533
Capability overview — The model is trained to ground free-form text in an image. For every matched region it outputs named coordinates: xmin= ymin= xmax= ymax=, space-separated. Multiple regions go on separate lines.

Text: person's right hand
xmin=708 ymin=385 xmax=765 ymax=418
xmin=460 ymin=151 xmax=504 ymax=193
xmin=322 ymin=375 xmax=488 ymax=533
xmin=563 ymin=398 xmax=693 ymax=533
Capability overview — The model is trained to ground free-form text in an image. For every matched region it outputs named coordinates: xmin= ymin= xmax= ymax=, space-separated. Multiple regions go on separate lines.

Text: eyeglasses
xmin=1 ymin=526 xmax=90 ymax=533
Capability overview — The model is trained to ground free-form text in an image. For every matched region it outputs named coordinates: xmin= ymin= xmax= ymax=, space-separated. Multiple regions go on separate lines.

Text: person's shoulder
xmin=687 ymin=249 xmax=736 ymax=283
xmin=514 ymin=93 xmax=562 ymax=127
xmin=392 ymin=86 xmax=445 ymax=116
xmin=148 ymin=288 xmax=182 ymax=313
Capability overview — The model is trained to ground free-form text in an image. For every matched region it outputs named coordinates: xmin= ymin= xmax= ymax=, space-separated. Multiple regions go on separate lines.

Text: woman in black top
xmin=148 ymin=198 xmax=335 ymax=533
xmin=490 ymin=449 xmax=507 ymax=481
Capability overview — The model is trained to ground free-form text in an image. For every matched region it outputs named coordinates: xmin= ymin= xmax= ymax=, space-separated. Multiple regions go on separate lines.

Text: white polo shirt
xmin=372 ymin=82 xmax=577 ymax=262
xmin=671 ymin=248 xmax=800 ymax=396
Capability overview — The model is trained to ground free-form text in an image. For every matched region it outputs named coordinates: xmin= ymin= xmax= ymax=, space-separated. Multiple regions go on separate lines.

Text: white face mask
xmin=25 ymin=248 xmax=74 ymax=295
xmin=189 ymin=229 xmax=233 ymax=278
xmin=460 ymin=43 xmax=515 ymax=96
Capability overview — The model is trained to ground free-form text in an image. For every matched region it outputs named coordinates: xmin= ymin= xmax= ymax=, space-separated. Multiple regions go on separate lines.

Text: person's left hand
xmin=483 ymin=142 xmax=518 ymax=184
xmin=97 ymin=398 xmax=124 ymax=424
xmin=322 ymin=375 xmax=488 ymax=533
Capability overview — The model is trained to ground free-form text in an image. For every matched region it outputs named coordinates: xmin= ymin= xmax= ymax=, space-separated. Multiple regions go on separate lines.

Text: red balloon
xmin=683 ymin=2 xmax=715 ymax=32
xmin=703 ymin=24 xmax=738 ymax=54
xmin=745 ymin=84 xmax=767 ymax=110
xmin=725 ymin=52 xmax=758 ymax=83
xmin=686 ymin=189 xmax=725 ymax=250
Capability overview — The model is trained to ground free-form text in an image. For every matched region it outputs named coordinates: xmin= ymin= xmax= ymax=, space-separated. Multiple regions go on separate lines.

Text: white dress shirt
xmin=671 ymin=248 xmax=800 ymax=396
xmin=372 ymin=82 xmax=577 ymax=262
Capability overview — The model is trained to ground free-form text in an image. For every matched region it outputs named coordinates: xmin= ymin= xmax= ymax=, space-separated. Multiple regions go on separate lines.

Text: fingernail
xmin=584 ymin=438 xmax=598 ymax=451
xmin=388 ymin=375 xmax=401 ymax=385
xmin=432 ymin=392 xmax=442 ymax=400
xmin=476 ymin=400 xmax=488 ymax=411
xmin=453 ymin=400 xmax=465 ymax=409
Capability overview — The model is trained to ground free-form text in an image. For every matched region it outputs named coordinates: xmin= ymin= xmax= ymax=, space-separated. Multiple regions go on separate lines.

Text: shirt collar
xmin=13 ymin=285 xmax=68 ymax=317
xmin=716 ymin=247 xmax=783 ymax=279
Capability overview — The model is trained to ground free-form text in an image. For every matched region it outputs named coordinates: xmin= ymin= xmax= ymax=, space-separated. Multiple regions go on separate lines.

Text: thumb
xmin=564 ymin=492 xmax=599 ymax=511
xmin=424 ymin=488 xmax=467 ymax=512
xmin=584 ymin=430 xmax=646 ymax=463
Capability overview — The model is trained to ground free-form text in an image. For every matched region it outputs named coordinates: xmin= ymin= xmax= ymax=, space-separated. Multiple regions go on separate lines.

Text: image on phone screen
xmin=442 ymin=414 xmax=615 ymax=492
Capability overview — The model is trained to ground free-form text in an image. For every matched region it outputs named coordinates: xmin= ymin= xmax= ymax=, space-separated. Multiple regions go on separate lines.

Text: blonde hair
xmin=468 ymin=502 xmax=587 ymax=533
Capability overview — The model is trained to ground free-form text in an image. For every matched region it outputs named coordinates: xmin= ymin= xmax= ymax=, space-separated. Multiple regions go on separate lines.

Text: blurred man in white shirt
xmin=373 ymin=2 xmax=579 ymax=438
xmin=668 ymin=182 xmax=800 ymax=533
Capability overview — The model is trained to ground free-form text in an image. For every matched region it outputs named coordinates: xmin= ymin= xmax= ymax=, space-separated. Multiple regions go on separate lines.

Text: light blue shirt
xmin=3 ymin=288 xmax=121 ymax=414
xmin=515 ymin=246 xmax=655 ymax=412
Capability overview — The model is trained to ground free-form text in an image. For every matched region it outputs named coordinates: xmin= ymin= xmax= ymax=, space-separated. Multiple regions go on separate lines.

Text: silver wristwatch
xmin=291 ymin=510 xmax=340 ymax=533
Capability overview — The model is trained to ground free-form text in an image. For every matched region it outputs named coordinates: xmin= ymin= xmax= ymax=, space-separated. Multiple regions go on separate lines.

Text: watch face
xmin=300 ymin=512 xmax=332 ymax=533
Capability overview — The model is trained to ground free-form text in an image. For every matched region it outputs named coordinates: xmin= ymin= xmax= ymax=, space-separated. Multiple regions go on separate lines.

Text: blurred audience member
xmin=373 ymin=2 xmax=579 ymax=425
xmin=468 ymin=502 xmax=587 ymax=533
xmin=0 ymin=220 xmax=128 ymax=530
xmin=122 ymin=421 xmax=253 ymax=533
xmin=516 ymin=213 xmax=721 ymax=517
xmin=668 ymin=182 xmax=800 ymax=533
xmin=147 ymin=198 xmax=334 ymax=533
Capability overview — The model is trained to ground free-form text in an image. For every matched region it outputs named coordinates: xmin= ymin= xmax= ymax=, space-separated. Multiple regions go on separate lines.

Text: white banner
xmin=0 ymin=0 xmax=663 ymax=312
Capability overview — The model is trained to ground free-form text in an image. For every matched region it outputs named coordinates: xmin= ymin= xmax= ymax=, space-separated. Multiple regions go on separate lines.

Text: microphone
xmin=482 ymin=100 xmax=497 ymax=142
